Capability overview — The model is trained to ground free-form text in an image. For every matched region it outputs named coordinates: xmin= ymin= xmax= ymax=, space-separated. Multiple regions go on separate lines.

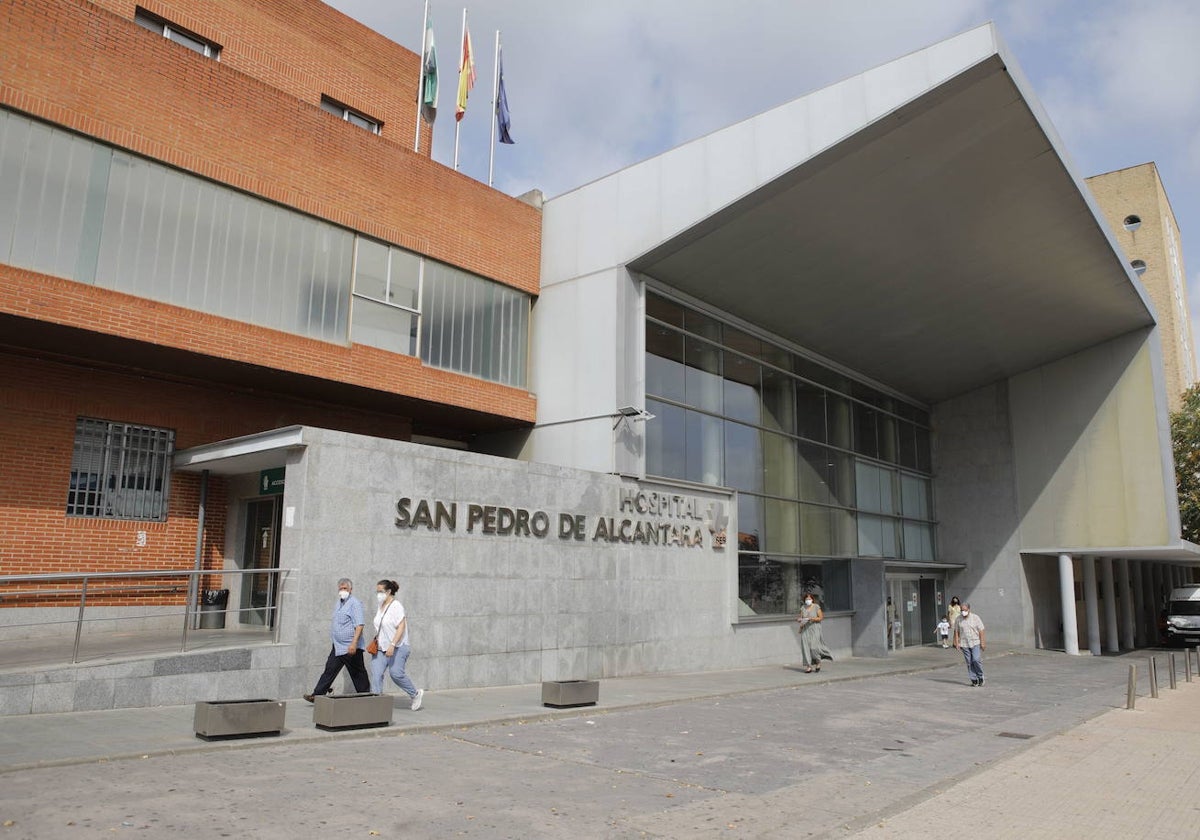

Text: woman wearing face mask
xmin=795 ymin=592 xmax=832 ymax=673
xmin=369 ymin=579 xmax=424 ymax=710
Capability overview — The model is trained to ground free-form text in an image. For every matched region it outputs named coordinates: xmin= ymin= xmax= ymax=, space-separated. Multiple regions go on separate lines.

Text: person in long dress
xmin=796 ymin=593 xmax=832 ymax=673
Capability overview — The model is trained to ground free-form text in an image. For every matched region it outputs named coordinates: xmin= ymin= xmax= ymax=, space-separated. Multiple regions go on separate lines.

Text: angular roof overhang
xmin=603 ymin=26 xmax=1155 ymax=405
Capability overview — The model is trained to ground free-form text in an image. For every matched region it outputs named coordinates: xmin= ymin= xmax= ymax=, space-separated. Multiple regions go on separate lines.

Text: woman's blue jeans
xmin=370 ymin=643 xmax=417 ymax=698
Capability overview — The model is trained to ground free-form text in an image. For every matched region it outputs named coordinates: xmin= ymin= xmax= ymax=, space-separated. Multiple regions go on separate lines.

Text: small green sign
xmin=259 ymin=467 xmax=285 ymax=496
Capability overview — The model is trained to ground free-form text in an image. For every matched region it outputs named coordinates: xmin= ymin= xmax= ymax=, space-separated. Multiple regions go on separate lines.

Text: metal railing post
xmin=1149 ymin=656 xmax=1159 ymax=698
xmin=180 ymin=569 xmax=193 ymax=653
xmin=1187 ymin=649 xmax=1193 ymax=683
xmin=1126 ymin=663 xmax=1137 ymax=710
xmin=1169 ymin=653 xmax=1178 ymax=689
xmin=71 ymin=576 xmax=88 ymax=664
xmin=272 ymin=569 xmax=286 ymax=645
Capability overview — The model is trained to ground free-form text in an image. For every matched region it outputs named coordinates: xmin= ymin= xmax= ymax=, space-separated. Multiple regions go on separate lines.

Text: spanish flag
xmin=455 ymin=25 xmax=475 ymax=122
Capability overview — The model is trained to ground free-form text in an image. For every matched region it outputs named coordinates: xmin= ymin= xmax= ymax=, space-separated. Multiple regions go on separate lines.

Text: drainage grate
xmin=996 ymin=732 xmax=1035 ymax=740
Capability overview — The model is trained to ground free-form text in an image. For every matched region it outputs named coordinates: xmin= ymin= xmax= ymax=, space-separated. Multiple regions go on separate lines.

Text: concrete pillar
xmin=1151 ymin=564 xmax=1164 ymax=612
xmin=1100 ymin=557 xmax=1119 ymax=653
xmin=1131 ymin=559 xmax=1146 ymax=647
xmin=1059 ymin=554 xmax=1079 ymax=655
xmin=1082 ymin=556 xmax=1101 ymax=656
xmin=1146 ymin=563 xmax=1162 ymax=644
xmin=1118 ymin=558 xmax=1135 ymax=650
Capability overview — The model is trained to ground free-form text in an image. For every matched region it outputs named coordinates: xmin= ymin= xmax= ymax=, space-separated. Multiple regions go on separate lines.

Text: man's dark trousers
xmin=312 ymin=646 xmax=371 ymax=695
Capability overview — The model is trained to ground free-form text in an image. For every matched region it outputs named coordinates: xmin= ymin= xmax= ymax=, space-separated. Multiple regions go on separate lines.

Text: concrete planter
xmin=193 ymin=699 xmax=285 ymax=740
xmin=542 ymin=680 xmax=599 ymax=708
xmin=313 ymin=692 xmax=393 ymax=730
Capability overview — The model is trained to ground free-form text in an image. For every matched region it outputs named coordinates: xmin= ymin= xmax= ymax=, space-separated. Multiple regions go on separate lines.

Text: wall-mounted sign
xmin=394 ymin=487 xmax=728 ymax=550
xmin=260 ymin=467 xmax=285 ymax=496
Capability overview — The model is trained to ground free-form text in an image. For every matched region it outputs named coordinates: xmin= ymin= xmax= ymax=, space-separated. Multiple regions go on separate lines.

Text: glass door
xmin=240 ymin=498 xmax=282 ymax=627
xmin=886 ymin=573 xmax=946 ymax=650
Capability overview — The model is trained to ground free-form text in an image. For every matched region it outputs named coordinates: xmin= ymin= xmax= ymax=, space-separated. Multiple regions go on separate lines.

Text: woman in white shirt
xmin=369 ymin=579 xmax=424 ymax=710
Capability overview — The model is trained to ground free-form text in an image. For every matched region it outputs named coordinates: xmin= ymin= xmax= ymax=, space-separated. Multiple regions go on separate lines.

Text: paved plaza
xmin=0 ymin=646 xmax=1197 ymax=838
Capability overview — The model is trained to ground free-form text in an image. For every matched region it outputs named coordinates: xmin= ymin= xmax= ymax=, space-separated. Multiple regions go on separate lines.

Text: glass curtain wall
xmin=0 ymin=108 xmax=530 ymax=389
xmin=645 ymin=291 xmax=935 ymax=619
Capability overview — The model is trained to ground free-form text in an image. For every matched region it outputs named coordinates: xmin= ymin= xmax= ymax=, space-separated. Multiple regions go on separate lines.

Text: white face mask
xmin=377 ymin=592 xmax=386 ymax=603
xmin=338 ymin=590 xmax=350 ymax=601
xmin=961 ymin=610 xmax=969 ymax=617
xmin=804 ymin=599 xmax=813 ymax=606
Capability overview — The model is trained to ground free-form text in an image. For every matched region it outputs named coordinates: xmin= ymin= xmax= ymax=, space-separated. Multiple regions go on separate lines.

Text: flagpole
xmin=453 ymin=7 xmax=466 ymax=171
xmin=414 ymin=0 xmax=429 ymax=153
xmin=488 ymin=30 xmax=500 ymax=187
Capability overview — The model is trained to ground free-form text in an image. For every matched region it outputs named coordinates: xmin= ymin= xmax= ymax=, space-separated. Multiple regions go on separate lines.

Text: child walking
xmin=936 ymin=617 xmax=951 ymax=648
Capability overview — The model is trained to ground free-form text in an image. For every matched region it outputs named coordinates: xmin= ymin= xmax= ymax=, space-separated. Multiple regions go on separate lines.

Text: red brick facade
xmin=0 ymin=0 xmax=543 ymax=603
xmin=0 ymin=0 xmax=540 ymax=294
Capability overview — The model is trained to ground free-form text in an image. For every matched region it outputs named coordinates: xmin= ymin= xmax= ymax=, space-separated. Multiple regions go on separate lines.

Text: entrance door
xmin=886 ymin=573 xmax=945 ymax=650
xmin=240 ymin=498 xmax=282 ymax=627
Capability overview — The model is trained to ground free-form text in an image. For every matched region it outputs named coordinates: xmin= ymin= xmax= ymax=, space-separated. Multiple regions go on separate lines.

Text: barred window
xmin=67 ymin=419 xmax=175 ymax=521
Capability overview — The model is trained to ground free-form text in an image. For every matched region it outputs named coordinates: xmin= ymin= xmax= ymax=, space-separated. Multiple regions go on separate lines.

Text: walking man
xmin=304 ymin=577 xmax=371 ymax=702
xmin=953 ymin=602 xmax=986 ymax=686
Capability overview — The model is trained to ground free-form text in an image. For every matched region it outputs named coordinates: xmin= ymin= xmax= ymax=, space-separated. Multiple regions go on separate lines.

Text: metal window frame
xmin=67 ymin=417 xmax=175 ymax=522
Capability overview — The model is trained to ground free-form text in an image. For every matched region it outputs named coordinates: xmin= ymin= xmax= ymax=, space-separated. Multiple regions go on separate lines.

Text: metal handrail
xmin=0 ymin=567 xmax=295 ymax=663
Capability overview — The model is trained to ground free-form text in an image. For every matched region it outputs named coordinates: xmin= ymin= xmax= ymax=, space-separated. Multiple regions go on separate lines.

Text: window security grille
xmin=67 ymin=418 xmax=175 ymax=521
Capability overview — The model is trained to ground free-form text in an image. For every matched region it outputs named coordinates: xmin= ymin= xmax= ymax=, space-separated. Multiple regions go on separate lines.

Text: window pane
xmin=858 ymin=514 xmax=898 ymax=557
xmin=646 ymin=323 xmax=685 ymax=401
xmin=763 ymin=498 xmax=799 ymax=554
xmin=800 ymin=504 xmax=832 ymax=555
xmin=351 ymin=297 xmax=416 ymax=355
xmin=354 ymin=239 xmax=388 ymax=300
xmin=685 ymin=410 xmax=723 ymax=485
xmin=915 ymin=426 xmax=932 ymax=472
xmin=724 ymin=421 xmax=762 ymax=493
xmin=903 ymin=521 xmax=933 ymax=561
xmin=897 ymin=422 xmax=918 ymax=469
xmin=646 ymin=292 xmax=684 ymax=327
xmin=817 ymin=559 xmax=852 ymax=610
xmin=878 ymin=413 xmax=897 ymax=464
xmin=646 ymin=399 xmax=685 ymax=479
xmin=684 ymin=337 xmax=722 ymax=413
xmin=388 ymin=248 xmax=420 ymax=309
xmin=722 ymin=352 xmax=760 ymax=425
xmin=900 ymin=474 xmax=929 ymax=519
xmin=827 ymin=394 xmax=852 ymax=450
xmin=799 ymin=442 xmax=832 ymax=504
xmin=796 ymin=382 xmax=826 ymax=442
xmin=738 ymin=554 xmax=803 ymax=616
xmin=760 ymin=367 xmax=794 ymax=436
xmin=762 ymin=431 xmax=797 ymax=498
xmin=855 ymin=461 xmax=882 ymax=513
xmin=854 ymin=404 xmax=879 ymax=459
xmin=737 ymin=494 xmax=762 ymax=552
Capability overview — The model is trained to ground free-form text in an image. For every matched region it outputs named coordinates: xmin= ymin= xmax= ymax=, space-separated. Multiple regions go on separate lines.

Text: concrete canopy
xmin=612 ymin=25 xmax=1155 ymax=405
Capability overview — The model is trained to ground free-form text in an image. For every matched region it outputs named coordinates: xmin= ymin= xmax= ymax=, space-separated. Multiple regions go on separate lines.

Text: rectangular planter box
xmin=542 ymin=680 xmax=599 ymax=708
xmin=313 ymin=692 xmax=393 ymax=730
xmin=193 ymin=699 xmax=285 ymax=740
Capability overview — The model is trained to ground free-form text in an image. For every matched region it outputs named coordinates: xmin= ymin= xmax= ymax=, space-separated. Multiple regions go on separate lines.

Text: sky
xmin=325 ymin=0 xmax=1200 ymax=364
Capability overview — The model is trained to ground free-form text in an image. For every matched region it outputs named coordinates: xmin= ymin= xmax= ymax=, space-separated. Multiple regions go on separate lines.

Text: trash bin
xmin=198 ymin=588 xmax=229 ymax=629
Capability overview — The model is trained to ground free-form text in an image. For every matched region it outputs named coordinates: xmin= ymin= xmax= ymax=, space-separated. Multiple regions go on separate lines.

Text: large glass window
xmin=67 ymin=418 xmax=174 ymax=521
xmin=0 ymin=108 xmax=531 ymax=389
xmin=644 ymin=290 xmax=934 ymax=619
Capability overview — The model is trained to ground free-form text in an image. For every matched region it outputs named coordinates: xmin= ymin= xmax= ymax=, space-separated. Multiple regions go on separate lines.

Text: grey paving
xmin=0 ymin=644 xmax=1193 ymax=839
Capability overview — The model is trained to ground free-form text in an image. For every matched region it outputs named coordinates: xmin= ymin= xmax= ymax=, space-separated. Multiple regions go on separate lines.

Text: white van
xmin=1161 ymin=586 xmax=1200 ymax=645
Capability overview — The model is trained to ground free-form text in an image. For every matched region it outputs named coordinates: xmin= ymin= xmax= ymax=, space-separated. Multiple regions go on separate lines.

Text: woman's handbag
xmin=366 ymin=638 xmax=379 ymax=655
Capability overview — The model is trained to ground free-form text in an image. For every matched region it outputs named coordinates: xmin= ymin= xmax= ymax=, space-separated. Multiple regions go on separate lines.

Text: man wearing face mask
xmin=303 ymin=577 xmax=371 ymax=702
xmin=953 ymin=602 xmax=986 ymax=686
